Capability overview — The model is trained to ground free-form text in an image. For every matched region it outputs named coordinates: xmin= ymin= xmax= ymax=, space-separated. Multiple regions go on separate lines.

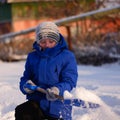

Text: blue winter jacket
xmin=20 ymin=34 xmax=78 ymax=120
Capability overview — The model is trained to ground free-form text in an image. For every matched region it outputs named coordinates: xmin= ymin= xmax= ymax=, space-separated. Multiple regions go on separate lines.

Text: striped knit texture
xmin=36 ymin=22 xmax=60 ymax=43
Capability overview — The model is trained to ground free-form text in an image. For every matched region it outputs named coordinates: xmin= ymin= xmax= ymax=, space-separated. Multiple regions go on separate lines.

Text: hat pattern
xmin=36 ymin=22 xmax=60 ymax=43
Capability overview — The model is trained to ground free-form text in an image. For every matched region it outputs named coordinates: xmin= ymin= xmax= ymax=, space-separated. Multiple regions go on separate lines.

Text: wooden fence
xmin=0 ymin=5 xmax=120 ymax=50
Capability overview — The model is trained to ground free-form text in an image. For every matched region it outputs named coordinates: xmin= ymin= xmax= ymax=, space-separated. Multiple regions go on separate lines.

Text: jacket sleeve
xmin=20 ymin=54 xmax=33 ymax=94
xmin=55 ymin=52 xmax=78 ymax=96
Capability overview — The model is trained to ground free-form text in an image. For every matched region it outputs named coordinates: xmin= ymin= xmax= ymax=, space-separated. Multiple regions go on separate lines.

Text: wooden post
xmin=66 ymin=25 xmax=72 ymax=50
xmin=76 ymin=21 xmax=79 ymax=40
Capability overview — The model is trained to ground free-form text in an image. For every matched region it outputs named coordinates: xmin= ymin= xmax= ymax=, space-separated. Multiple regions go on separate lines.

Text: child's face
xmin=39 ymin=39 xmax=57 ymax=50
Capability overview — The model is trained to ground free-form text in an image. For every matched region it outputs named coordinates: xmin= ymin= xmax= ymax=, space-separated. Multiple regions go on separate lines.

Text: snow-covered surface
xmin=0 ymin=61 xmax=120 ymax=120
xmin=96 ymin=0 xmax=120 ymax=8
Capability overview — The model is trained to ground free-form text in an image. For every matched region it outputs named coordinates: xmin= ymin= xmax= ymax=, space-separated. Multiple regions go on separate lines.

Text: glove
xmin=46 ymin=87 xmax=60 ymax=101
xmin=23 ymin=80 xmax=37 ymax=94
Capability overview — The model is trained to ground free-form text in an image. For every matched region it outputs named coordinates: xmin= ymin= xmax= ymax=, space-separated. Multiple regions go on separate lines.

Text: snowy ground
xmin=0 ymin=61 xmax=120 ymax=120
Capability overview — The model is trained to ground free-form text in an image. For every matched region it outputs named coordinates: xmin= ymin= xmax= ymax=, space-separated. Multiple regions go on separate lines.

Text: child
xmin=15 ymin=21 xmax=78 ymax=120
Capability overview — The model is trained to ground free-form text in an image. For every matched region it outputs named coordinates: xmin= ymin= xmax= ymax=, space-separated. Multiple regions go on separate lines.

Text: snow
xmin=0 ymin=61 xmax=120 ymax=120
xmin=96 ymin=0 xmax=120 ymax=8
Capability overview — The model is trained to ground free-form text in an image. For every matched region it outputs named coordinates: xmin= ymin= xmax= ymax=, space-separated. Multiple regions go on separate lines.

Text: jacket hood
xmin=33 ymin=34 xmax=68 ymax=57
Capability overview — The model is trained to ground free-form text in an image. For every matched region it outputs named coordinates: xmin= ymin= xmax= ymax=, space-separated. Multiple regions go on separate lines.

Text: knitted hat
xmin=36 ymin=22 xmax=60 ymax=43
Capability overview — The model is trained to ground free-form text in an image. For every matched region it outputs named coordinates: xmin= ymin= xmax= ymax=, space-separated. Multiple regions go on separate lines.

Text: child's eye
xmin=40 ymin=40 xmax=46 ymax=44
xmin=49 ymin=41 xmax=54 ymax=43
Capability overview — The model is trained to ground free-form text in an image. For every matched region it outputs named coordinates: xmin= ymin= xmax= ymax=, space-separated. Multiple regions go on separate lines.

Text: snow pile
xmin=64 ymin=87 xmax=102 ymax=104
xmin=0 ymin=61 xmax=120 ymax=120
xmin=64 ymin=87 xmax=120 ymax=120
